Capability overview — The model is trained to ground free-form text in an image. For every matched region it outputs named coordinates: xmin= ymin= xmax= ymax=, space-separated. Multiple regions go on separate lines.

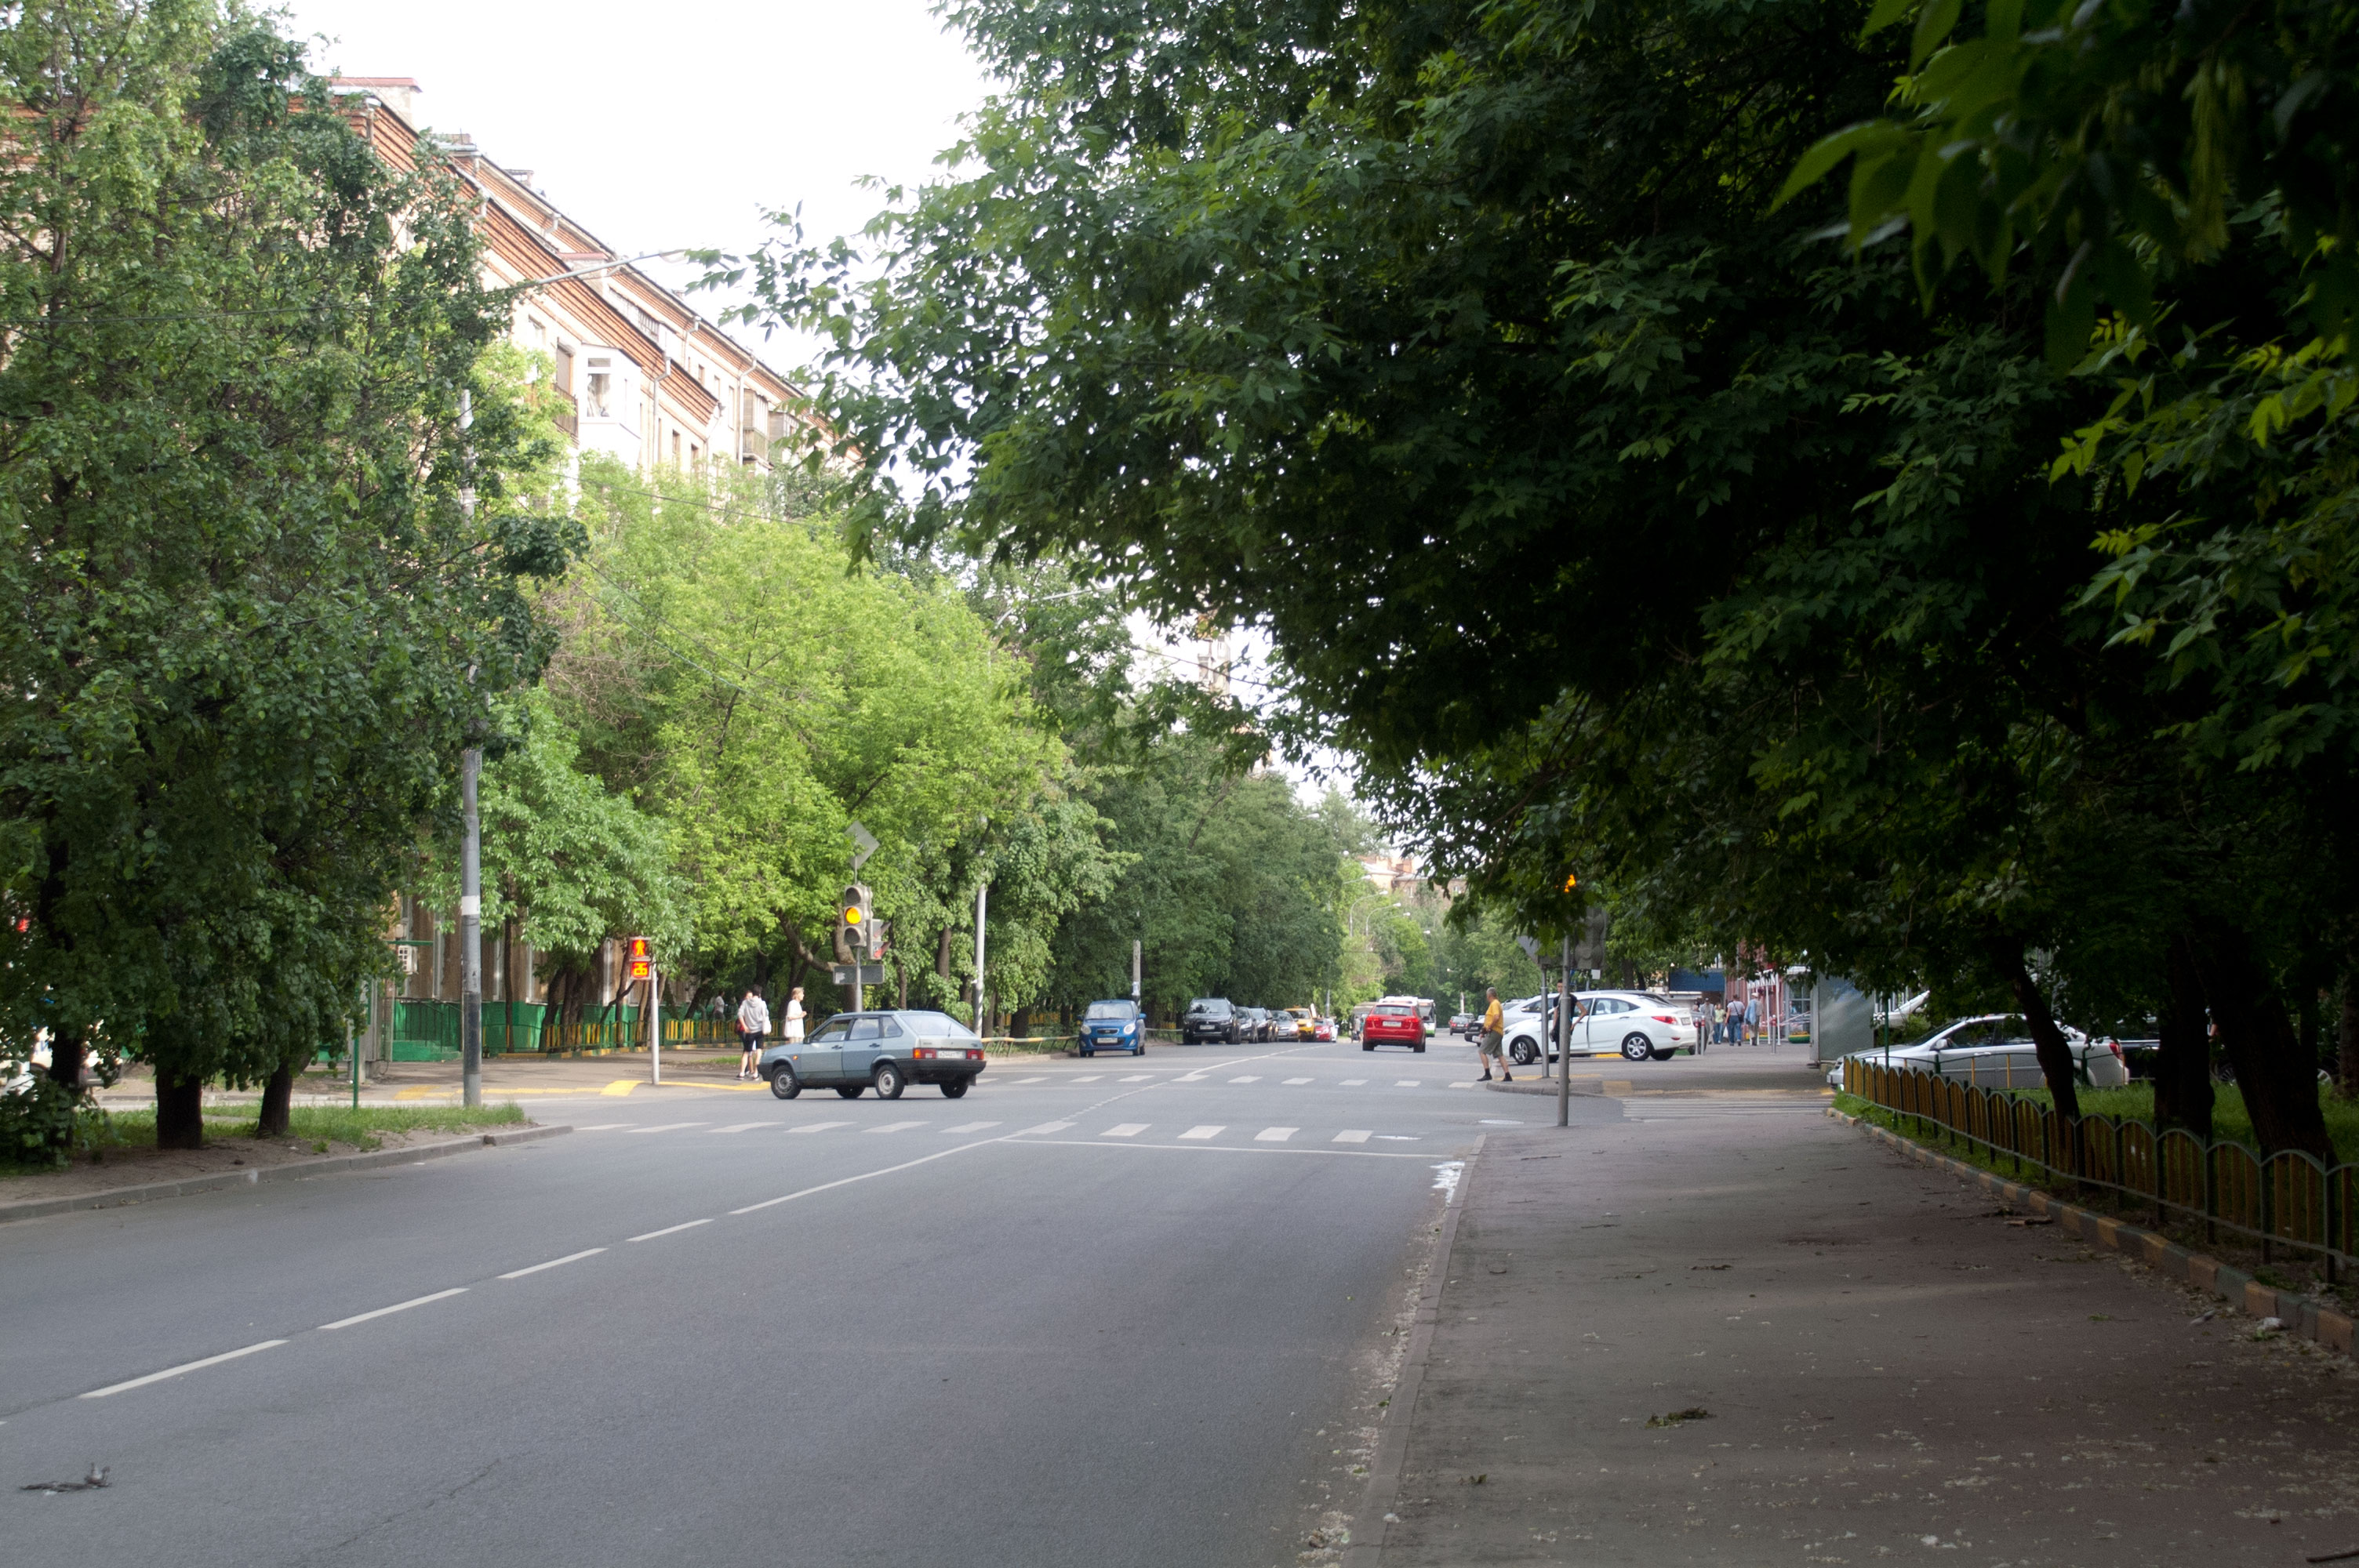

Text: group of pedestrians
xmin=1707 ymin=996 xmax=1754 ymax=1045
xmin=735 ymin=985 xmax=805 ymax=1080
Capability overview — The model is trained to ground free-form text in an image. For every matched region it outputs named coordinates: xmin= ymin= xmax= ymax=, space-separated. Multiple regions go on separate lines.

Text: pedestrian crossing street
xmin=573 ymin=1119 xmax=1427 ymax=1146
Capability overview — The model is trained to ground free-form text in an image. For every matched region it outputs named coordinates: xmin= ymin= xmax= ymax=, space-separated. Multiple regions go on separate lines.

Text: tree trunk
xmin=155 ymin=1069 xmax=205 ymax=1150
xmin=255 ymin=1062 xmax=293 ymax=1138
xmin=1997 ymin=946 xmax=2082 ymax=1123
xmin=45 ymin=1024 xmax=85 ymax=1094
xmin=2153 ymin=935 xmax=2215 ymax=1139
xmin=2339 ymin=972 xmax=2359 ymax=1101
xmin=2189 ymin=922 xmax=2334 ymax=1161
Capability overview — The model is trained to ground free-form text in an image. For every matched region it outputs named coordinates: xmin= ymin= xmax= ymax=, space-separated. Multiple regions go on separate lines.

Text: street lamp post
xmin=460 ymin=747 xmax=482 ymax=1109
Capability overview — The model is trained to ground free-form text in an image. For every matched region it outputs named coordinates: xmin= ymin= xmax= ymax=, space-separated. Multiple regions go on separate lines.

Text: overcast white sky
xmin=285 ymin=0 xmax=993 ymax=331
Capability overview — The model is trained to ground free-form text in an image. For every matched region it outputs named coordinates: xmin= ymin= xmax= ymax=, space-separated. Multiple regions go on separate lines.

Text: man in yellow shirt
xmin=1478 ymin=987 xmax=1511 ymax=1083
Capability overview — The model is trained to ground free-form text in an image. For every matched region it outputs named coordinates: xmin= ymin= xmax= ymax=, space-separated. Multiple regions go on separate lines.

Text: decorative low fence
xmin=1844 ymin=1058 xmax=2357 ymax=1282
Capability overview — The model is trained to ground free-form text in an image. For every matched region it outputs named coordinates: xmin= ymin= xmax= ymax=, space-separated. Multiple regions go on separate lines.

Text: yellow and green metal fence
xmin=1844 ymin=1058 xmax=2356 ymax=1281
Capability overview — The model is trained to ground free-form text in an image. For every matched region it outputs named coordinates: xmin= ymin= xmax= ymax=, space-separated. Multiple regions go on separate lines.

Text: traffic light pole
xmin=1557 ymin=935 xmax=1573 ymax=1128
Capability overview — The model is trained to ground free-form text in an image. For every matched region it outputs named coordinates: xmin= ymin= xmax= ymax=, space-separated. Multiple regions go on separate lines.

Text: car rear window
xmin=1374 ymin=1005 xmax=1412 ymax=1017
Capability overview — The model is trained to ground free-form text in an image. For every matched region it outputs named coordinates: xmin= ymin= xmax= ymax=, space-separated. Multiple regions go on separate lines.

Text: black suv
xmin=1183 ymin=998 xmax=1241 ymax=1044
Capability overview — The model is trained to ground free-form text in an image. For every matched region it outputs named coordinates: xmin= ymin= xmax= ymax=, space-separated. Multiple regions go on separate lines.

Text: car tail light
xmin=2106 ymin=1040 xmax=2124 ymax=1059
xmin=1650 ymin=1014 xmax=1677 ymax=1025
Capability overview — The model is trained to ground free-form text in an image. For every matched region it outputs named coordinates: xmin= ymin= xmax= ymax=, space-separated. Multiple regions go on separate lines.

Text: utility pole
xmin=973 ymin=880 xmax=989 ymax=1036
xmin=1132 ymin=938 xmax=1141 ymax=1002
xmin=459 ymin=747 xmax=482 ymax=1109
xmin=649 ymin=961 xmax=662 ymax=1083
xmin=1557 ymin=934 xmax=1573 ymax=1128
xmin=456 ymin=387 xmax=482 ymax=1110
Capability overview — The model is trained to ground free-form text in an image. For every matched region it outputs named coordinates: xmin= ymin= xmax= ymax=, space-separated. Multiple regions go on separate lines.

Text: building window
xmin=671 ymin=430 xmax=682 ymax=466
xmin=584 ymin=358 xmax=612 ymax=417
xmin=689 ymin=441 xmax=699 ymax=466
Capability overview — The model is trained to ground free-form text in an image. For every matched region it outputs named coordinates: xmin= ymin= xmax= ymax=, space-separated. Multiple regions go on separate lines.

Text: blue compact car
xmin=1079 ymin=1000 xmax=1145 ymax=1058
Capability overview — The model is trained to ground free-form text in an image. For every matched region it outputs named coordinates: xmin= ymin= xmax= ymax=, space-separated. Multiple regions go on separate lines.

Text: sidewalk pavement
xmin=1348 ymin=1061 xmax=2359 ymax=1566
xmin=92 ymin=1043 xmax=1074 ymax=1109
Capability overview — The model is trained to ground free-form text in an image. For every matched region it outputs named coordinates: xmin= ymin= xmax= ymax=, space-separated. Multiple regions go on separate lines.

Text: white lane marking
xmin=1283 ymin=1076 xmax=1313 ymax=1085
xmin=1101 ymin=1123 xmax=1149 ymax=1138
xmin=627 ymin=1218 xmax=714 ymax=1243
xmin=500 ymin=1248 xmax=607 ymax=1279
xmin=1119 ymin=1074 xmax=1153 ymax=1083
xmin=1229 ymin=1075 xmax=1262 ymax=1083
xmin=1332 ymin=1130 xmax=1372 ymax=1144
xmin=1376 ymin=1134 xmax=1419 ymax=1142
xmin=1009 ymin=1076 xmax=1048 ymax=1084
xmin=1179 ymin=1125 xmax=1225 ymax=1140
xmin=1394 ymin=1080 xmax=1422 ymax=1087
xmin=318 ymin=1287 xmax=469 ymax=1332
xmin=625 ymin=1122 xmax=707 ymax=1134
xmin=729 ymin=1137 xmax=1007 ymax=1214
xmin=1451 ymin=1081 xmax=1481 ymax=1089
xmin=1016 ymin=1120 xmax=1077 ymax=1135
xmin=711 ymin=1123 xmax=773 ymax=1134
xmin=1070 ymin=1075 xmax=1104 ymax=1083
xmin=1178 ymin=1073 xmax=1209 ymax=1081
xmin=80 ymin=1339 xmax=287 ymax=1399
xmin=944 ymin=1120 xmax=1001 ymax=1134
xmin=788 ymin=1122 xmax=852 ymax=1135
xmin=869 ymin=1120 xmax=926 ymax=1134
xmin=576 ymin=1123 xmax=636 ymax=1131
xmin=1479 ymin=1118 xmax=1523 ymax=1126
xmin=1254 ymin=1127 xmax=1298 ymax=1142
xmin=1340 ymin=1079 xmax=1368 ymax=1086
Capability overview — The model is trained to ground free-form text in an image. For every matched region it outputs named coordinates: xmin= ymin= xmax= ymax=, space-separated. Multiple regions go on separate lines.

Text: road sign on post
xmin=830 ymin=964 xmax=885 ymax=985
xmin=847 ymin=820 xmax=879 ymax=872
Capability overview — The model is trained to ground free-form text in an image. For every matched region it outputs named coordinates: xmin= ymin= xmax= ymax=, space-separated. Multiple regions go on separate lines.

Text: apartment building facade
xmin=334 ymin=78 xmax=809 ymax=482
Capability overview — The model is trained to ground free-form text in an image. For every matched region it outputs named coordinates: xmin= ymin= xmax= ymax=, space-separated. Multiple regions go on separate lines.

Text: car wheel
xmin=941 ymin=1077 xmax=969 ymax=1099
xmin=1620 ymin=1033 xmax=1652 ymax=1062
xmin=1508 ymin=1037 xmax=1537 ymax=1065
xmin=768 ymin=1065 xmax=801 ymax=1100
xmin=874 ymin=1062 xmax=905 ymax=1100
xmin=1080 ymin=1048 xmax=1092 ymax=1058
xmin=1414 ymin=1042 xmax=1426 ymax=1054
xmin=834 ymin=1084 xmax=865 ymax=1098
xmin=1649 ymin=1048 xmax=1674 ymax=1062
xmin=1135 ymin=1044 xmax=1146 ymax=1056
xmin=1362 ymin=1040 xmax=1375 ymax=1052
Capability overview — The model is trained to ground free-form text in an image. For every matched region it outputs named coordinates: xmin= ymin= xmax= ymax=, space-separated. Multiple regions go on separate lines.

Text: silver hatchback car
xmin=760 ymin=1010 xmax=987 ymax=1101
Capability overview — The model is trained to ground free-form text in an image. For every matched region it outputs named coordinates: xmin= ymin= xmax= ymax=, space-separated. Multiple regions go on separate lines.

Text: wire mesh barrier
xmin=1844 ymin=1058 xmax=2355 ymax=1282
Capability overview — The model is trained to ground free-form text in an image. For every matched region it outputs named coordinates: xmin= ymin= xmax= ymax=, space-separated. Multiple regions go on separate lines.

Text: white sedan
xmin=1503 ymin=992 xmax=1699 ymax=1064
xmin=1826 ymin=1014 xmax=2129 ymax=1089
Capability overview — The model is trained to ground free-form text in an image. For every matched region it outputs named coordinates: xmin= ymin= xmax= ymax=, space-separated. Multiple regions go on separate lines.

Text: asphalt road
xmin=3 ymin=1037 xmax=1582 ymax=1567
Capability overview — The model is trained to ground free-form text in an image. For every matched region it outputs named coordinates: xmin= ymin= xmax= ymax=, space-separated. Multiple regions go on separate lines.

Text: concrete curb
xmin=1833 ymin=1109 xmax=2355 ymax=1356
xmin=0 ymin=1123 xmax=572 ymax=1227
xmin=1343 ymin=1132 xmax=1486 ymax=1568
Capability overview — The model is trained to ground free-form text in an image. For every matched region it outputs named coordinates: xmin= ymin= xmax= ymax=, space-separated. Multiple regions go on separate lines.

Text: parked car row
xmin=1180 ymin=997 xmax=1341 ymax=1044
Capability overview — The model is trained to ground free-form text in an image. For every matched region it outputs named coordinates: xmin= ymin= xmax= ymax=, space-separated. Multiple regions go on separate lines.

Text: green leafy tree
xmin=0 ymin=2 xmax=569 ymax=1150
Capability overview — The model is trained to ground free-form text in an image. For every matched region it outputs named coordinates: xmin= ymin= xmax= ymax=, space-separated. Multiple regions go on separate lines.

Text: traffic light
xmin=626 ymin=936 xmax=652 ymax=981
xmin=839 ymin=884 xmax=874 ymax=957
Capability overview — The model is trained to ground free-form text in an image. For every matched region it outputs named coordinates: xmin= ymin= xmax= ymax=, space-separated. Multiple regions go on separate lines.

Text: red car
xmin=1361 ymin=1003 xmax=1427 ymax=1053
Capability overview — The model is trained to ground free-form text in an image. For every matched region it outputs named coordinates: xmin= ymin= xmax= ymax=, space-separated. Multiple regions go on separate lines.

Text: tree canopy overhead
xmin=717 ymin=0 xmax=2359 ymax=1153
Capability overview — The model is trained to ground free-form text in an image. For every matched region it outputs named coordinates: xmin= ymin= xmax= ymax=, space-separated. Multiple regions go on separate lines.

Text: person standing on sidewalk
xmin=782 ymin=985 xmax=806 ymax=1048
xmin=1728 ymin=994 xmax=1749 ymax=1047
xmin=736 ymin=987 xmax=771 ymax=1080
xmin=1478 ymin=987 xmax=1512 ymax=1083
